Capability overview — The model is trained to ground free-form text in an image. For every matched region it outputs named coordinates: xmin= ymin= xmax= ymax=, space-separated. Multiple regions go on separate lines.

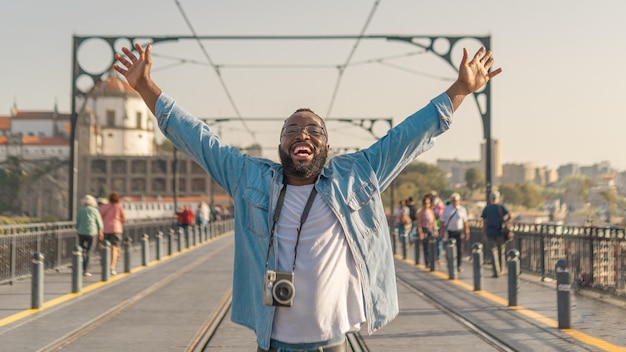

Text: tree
xmin=498 ymin=183 xmax=523 ymax=206
xmin=0 ymin=157 xmax=22 ymax=214
xmin=382 ymin=162 xmax=449 ymax=212
xmin=465 ymin=167 xmax=485 ymax=191
xmin=520 ymin=183 xmax=543 ymax=209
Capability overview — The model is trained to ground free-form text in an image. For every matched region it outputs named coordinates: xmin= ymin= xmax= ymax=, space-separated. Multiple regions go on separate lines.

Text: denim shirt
xmin=155 ymin=92 xmax=453 ymax=349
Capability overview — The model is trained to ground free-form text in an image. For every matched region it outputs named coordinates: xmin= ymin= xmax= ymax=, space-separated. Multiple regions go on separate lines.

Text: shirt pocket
xmin=345 ymin=180 xmax=382 ymax=238
xmin=242 ymin=188 xmax=270 ymax=239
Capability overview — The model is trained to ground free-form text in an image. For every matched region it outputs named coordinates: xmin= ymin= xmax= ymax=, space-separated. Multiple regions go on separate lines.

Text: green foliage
xmin=465 ymin=167 xmax=485 ymax=191
xmin=519 ymin=183 xmax=544 ymax=208
xmin=0 ymin=157 xmax=21 ymax=214
xmin=559 ymin=175 xmax=593 ymax=202
xmin=498 ymin=184 xmax=524 ymax=206
xmin=382 ymin=162 xmax=449 ymax=212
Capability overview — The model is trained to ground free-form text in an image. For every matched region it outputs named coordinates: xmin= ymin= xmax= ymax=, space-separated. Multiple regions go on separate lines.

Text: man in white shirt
xmin=439 ymin=193 xmax=469 ymax=271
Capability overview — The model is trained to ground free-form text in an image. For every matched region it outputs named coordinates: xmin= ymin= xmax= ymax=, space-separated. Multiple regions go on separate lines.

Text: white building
xmin=77 ymin=68 xmax=156 ymax=156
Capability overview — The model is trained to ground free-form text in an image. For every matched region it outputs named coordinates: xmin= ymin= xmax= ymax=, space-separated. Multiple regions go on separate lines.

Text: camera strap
xmin=264 ymin=182 xmax=318 ymax=272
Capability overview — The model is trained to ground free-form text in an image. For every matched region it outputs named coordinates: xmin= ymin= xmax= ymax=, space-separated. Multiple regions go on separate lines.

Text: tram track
xmin=35 ymin=240 xmax=234 ymax=352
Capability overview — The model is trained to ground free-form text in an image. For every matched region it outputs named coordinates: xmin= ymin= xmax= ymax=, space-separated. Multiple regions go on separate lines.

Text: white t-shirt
xmin=271 ymin=184 xmax=366 ymax=343
xmin=440 ymin=204 xmax=468 ymax=231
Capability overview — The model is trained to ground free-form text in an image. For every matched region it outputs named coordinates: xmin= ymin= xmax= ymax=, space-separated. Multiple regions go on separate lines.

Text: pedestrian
xmin=430 ymin=190 xmax=445 ymax=263
xmin=114 ymin=42 xmax=501 ymax=352
xmin=75 ymin=194 xmax=103 ymax=277
xmin=405 ymin=197 xmax=417 ymax=242
xmin=99 ymin=192 xmax=127 ymax=275
xmin=481 ymin=191 xmax=511 ymax=278
xmin=393 ymin=200 xmax=411 ymax=244
xmin=176 ymin=205 xmax=194 ymax=230
xmin=196 ymin=201 xmax=211 ymax=226
xmin=416 ymin=193 xmax=438 ymax=267
xmin=439 ymin=193 xmax=469 ymax=272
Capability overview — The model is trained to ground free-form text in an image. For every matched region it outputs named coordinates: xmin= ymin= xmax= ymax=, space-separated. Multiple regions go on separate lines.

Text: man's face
xmin=278 ymin=110 xmax=330 ymax=180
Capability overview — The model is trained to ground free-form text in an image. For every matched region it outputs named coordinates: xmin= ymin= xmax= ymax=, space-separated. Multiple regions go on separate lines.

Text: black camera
xmin=263 ymin=270 xmax=295 ymax=307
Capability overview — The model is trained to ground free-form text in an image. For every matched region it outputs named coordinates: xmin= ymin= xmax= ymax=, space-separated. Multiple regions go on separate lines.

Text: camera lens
xmin=273 ymin=280 xmax=295 ymax=305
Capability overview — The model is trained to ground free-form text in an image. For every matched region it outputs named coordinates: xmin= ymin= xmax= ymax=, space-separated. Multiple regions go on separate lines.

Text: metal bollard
xmin=401 ymin=232 xmax=407 ymax=260
xmin=31 ymin=252 xmax=44 ymax=309
xmin=446 ymin=238 xmax=457 ymax=280
xmin=178 ymin=228 xmax=183 ymax=252
xmin=556 ymin=259 xmax=571 ymax=329
xmin=472 ymin=242 xmax=483 ymax=291
xmin=428 ymin=237 xmax=437 ymax=272
xmin=124 ymin=237 xmax=132 ymax=273
xmin=184 ymin=227 xmax=190 ymax=249
xmin=156 ymin=231 xmax=163 ymax=260
xmin=168 ymin=229 xmax=174 ymax=256
xmin=507 ymin=249 xmax=520 ymax=306
xmin=141 ymin=234 xmax=149 ymax=266
xmin=72 ymin=246 xmax=83 ymax=293
xmin=414 ymin=236 xmax=421 ymax=266
xmin=101 ymin=240 xmax=111 ymax=281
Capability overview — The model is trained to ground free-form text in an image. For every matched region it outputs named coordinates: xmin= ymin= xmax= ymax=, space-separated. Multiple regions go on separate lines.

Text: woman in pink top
xmin=416 ymin=194 xmax=438 ymax=267
xmin=99 ymin=192 xmax=127 ymax=275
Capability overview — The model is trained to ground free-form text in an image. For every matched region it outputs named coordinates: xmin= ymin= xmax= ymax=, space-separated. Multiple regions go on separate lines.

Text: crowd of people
xmin=395 ymin=190 xmax=512 ymax=275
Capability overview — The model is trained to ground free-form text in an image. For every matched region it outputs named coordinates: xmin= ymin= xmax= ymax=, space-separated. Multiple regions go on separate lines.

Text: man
xmin=393 ymin=200 xmax=411 ymax=243
xmin=481 ymin=191 xmax=511 ymax=278
xmin=114 ymin=43 xmax=501 ymax=352
xmin=439 ymin=193 xmax=469 ymax=272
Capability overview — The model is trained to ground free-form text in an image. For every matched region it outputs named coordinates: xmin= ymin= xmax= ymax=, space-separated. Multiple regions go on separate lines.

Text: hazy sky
xmin=2 ymin=1 xmax=625 ymax=171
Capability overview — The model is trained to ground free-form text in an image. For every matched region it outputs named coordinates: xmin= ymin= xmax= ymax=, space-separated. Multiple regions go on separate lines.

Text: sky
xmin=2 ymin=0 xmax=626 ymax=171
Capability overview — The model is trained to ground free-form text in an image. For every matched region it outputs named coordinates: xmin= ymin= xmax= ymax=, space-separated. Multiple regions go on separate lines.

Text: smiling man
xmin=114 ymin=43 xmax=501 ymax=352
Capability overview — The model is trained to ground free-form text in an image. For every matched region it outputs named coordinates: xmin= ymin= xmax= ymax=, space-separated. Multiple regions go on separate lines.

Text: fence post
xmin=72 ymin=246 xmax=82 ymax=293
xmin=556 ymin=259 xmax=571 ymax=329
xmin=447 ymin=238 xmax=457 ymax=280
xmin=124 ymin=237 xmax=132 ymax=273
xmin=31 ymin=252 xmax=44 ymax=309
xmin=472 ymin=242 xmax=483 ymax=291
xmin=507 ymin=249 xmax=520 ymax=307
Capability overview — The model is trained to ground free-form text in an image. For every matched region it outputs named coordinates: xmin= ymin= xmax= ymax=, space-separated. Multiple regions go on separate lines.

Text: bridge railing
xmin=466 ymin=220 xmax=626 ymax=298
xmin=0 ymin=218 xmax=234 ymax=285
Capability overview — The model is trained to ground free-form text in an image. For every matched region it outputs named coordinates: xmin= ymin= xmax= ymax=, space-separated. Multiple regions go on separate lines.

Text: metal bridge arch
xmin=69 ymin=34 xmax=494 ymax=219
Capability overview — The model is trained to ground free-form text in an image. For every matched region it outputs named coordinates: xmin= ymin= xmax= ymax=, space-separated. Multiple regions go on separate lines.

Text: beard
xmin=279 ymin=145 xmax=328 ymax=180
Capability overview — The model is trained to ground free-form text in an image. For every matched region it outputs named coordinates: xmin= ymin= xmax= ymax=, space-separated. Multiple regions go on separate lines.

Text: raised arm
xmin=445 ymin=47 xmax=503 ymax=111
xmin=113 ymin=43 xmax=162 ymax=115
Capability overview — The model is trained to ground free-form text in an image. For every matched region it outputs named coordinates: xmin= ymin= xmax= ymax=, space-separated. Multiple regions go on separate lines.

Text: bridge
xmin=0 ymin=220 xmax=625 ymax=351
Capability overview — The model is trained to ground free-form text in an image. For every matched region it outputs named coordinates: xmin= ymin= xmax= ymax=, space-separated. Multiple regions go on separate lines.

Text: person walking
xmin=99 ymin=192 xmax=127 ymax=275
xmin=196 ymin=201 xmax=211 ymax=226
xmin=439 ymin=193 xmax=469 ymax=272
xmin=114 ymin=42 xmax=501 ymax=351
xmin=75 ymin=194 xmax=103 ymax=277
xmin=393 ymin=200 xmax=411 ymax=245
xmin=416 ymin=194 xmax=438 ymax=267
xmin=481 ymin=191 xmax=511 ymax=278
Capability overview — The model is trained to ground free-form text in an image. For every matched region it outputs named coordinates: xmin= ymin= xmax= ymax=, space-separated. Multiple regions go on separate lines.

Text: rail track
xmin=2 ymin=236 xmax=612 ymax=351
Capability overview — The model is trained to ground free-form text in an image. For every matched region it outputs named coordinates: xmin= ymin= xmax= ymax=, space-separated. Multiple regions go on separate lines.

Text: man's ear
xmin=325 ymin=144 xmax=330 ymax=151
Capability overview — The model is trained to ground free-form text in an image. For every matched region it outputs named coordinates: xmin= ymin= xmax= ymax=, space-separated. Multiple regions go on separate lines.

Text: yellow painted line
xmin=0 ymin=232 xmax=233 ymax=328
xmin=395 ymin=254 xmax=626 ymax=351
